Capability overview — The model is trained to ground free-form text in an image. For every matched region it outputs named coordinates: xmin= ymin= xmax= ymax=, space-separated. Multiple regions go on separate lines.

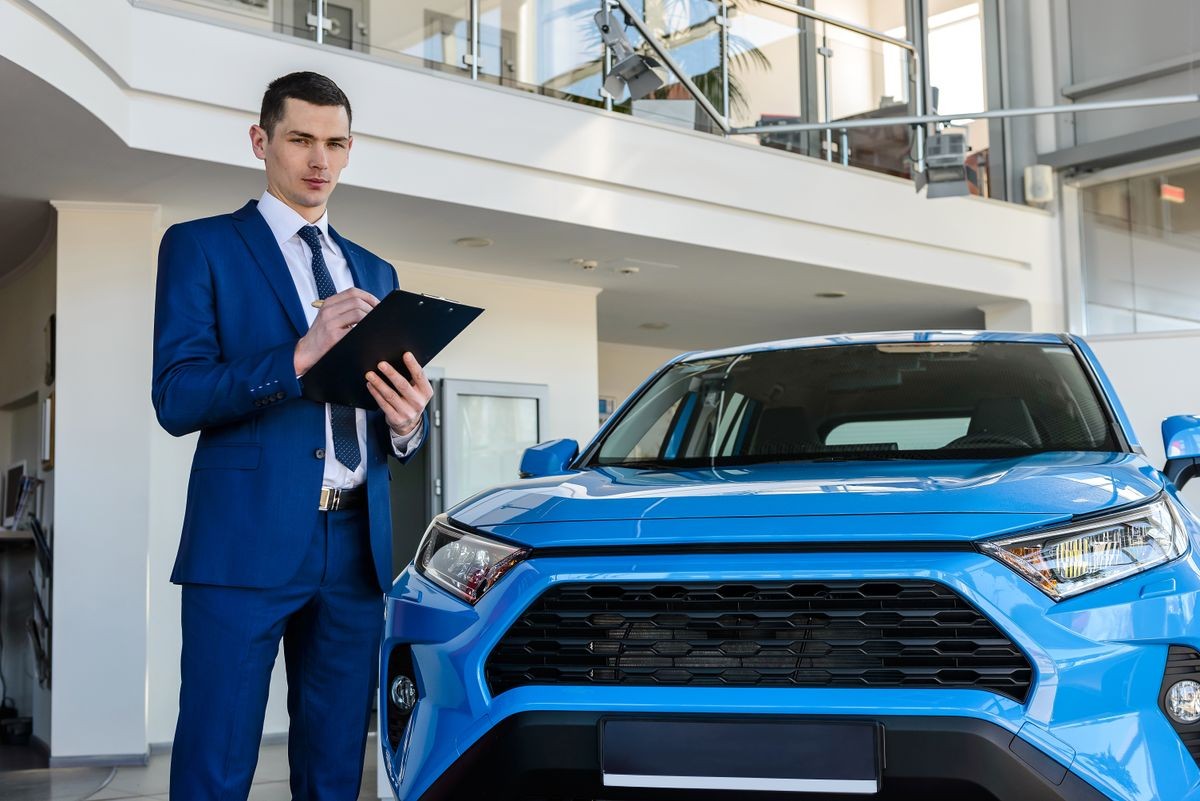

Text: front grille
xmin=486 ymin=580 xmax=1033 ymax=702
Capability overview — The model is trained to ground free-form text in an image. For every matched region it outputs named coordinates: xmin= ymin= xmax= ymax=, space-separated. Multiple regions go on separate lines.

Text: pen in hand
xmin=311 ymin=300 xmax=324 ymax=309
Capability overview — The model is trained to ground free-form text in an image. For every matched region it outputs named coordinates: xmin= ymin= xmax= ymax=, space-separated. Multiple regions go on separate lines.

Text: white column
xmin=49 ymin=201 xmax=160 ymax=762
xmin=978 ymin=300 xmax=1034 ymax=332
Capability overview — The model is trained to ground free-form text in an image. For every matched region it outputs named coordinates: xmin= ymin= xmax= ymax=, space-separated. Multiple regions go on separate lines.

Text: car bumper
xmin=380 ymin=549 xmax=1200 ymax=801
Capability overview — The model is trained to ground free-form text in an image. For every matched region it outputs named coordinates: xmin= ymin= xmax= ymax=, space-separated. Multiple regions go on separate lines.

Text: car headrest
xmin=968 ymin=397 xmax=1043 ymax=446
xmin=749 ymin=405 xmax=814 ymax=455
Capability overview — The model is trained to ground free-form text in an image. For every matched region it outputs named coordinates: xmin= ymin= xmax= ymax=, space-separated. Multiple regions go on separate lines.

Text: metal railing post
xmin=720 ymin=0 xmax=731 ymax=123
xmin=602 ymin=0 xmax=613 ymax=110
xmin=905 ymin=0 xmax=929 ymax=176
xmin=469 ymin=0 xmax=481 ymax=80
xmin=315 ymin=0 xmax=325 ymax=45
xmin=818 ymin=31 xmax=833 ymax=161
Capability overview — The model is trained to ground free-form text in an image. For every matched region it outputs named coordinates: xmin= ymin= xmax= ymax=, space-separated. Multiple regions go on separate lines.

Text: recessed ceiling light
xmin=815 ymin=291 xmax=848 ymax=299
xmin=640 ymin=322 xmax=669 ymax=330
xmin=570 ymin=258 xmax=599 ymax=271
xmin=454 ymin=237 xmax=493 ymax=248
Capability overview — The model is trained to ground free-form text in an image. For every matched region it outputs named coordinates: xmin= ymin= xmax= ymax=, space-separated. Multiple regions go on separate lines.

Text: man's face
xmin=250 ymin=98 xmax=352 ymax=220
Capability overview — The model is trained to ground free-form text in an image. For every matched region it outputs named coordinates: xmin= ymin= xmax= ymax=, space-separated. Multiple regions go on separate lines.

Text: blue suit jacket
xmin=152 ymin=200 xmax=419 ymax=592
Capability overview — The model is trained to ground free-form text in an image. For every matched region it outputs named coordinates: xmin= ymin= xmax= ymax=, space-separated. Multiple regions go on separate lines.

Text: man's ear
xmin=249 ymin=124 xmax=268 ymax=161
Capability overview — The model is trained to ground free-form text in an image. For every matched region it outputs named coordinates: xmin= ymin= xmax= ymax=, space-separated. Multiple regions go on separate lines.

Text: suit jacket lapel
xmin=327 ymin=224 xmax=375 ymax=295
xmin=231 ymin=201 xmax=309 ymax=337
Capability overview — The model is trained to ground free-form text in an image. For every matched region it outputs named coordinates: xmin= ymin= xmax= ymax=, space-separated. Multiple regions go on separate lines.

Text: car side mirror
xmin=1162 ymin=415 xmax=1200 ymax=489
xmin=519 ymin=438 xmax=580 ymax=479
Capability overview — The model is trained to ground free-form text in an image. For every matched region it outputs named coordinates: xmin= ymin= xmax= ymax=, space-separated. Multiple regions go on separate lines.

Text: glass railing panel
xmin=143 ymin=0 xmax=278 ymax=34
xmin=469 ymin=0 xmax=725 ymax=130
xmin=474 ymin=0 xmax=606 ymax=108
xmin=812 ymin=20 xmax=912 ymax=177
xmin=362 ymin=1 xmax=472 ymax=76
xmin=726 ymin=2 xmax=818 ymax=156
xmin=728 ymin=1 xmax=917 ymax=179
xmin=613 ymin=0 xmax=724 ymax=132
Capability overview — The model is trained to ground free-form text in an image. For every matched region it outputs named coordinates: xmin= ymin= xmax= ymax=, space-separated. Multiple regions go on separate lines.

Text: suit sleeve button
xmin=314 ymin=448 xmax=326 ymax=460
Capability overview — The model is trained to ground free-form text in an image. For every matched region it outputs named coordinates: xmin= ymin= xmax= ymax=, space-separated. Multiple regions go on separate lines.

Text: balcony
xmin=132 ymin=0 xmax=999 ymax=196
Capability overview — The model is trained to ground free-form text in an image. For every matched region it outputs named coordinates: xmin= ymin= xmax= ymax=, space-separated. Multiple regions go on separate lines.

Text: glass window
xmin=592 ymin=342 xmax=1118 ymax=467
xmin=826 ymin=417 xmax=969 ymax=451
xmin=452 ymin=395 xmax=540 ymax=502
xmin=1082 ymin=163 xmax=1200 ymax=334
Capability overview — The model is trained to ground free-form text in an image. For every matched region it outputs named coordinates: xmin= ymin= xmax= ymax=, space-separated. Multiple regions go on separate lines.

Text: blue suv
xmin=380 ymin=331 xmax=1200 ymax=801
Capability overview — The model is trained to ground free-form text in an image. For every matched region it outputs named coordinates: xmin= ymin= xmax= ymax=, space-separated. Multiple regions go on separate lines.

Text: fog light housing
xmin=390 ymin=675 xmax=417 ymax=712
xmin=385 ymin=645 xmax=419 ymax=752
xmin=1167 ymin=680 xmax=1200 ymax=724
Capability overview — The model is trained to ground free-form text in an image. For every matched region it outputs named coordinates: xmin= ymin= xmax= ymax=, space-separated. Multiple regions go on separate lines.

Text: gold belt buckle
xmin=318 ymin=486 xmax=341 ymax=511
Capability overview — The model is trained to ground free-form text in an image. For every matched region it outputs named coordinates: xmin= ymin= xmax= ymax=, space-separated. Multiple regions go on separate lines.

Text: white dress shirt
xmin=257 ymin=191 xmax=421 ymax=489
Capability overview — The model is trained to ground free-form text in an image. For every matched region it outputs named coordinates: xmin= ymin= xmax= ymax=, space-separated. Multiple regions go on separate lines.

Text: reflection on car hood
xmin=450 ymin=452 xmax=1165 ymax=547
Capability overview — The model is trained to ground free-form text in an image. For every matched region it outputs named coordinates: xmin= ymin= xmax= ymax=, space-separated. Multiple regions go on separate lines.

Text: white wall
xmin=144 ymin=255 xmax=601 ymax=745
xmin=598 ymin=341 xmax=682 ymax=407
xmin=393 ymin=263 xmax=602 ymax=446
xmin=1087 ymin=332 xmax=1200 ymax=510
xmin=1087 ymin=332 xmax=1200 ymax=468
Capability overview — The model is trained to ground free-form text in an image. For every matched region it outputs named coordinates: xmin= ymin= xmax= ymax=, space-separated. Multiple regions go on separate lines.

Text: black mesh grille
xmin=486 ymin=580 xmax=1033 ymax=702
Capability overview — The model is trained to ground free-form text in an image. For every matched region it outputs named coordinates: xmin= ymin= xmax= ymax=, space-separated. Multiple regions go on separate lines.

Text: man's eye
xmin=330 ymin=143 xmax=345 ymax=149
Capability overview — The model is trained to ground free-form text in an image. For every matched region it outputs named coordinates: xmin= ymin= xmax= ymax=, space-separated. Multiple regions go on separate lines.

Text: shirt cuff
xmin=390 ymin=418 xmax=424 ymax=458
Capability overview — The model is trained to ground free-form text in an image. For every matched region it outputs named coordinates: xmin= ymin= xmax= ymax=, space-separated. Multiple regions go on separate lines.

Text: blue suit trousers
xmin=170 ymin=507 xmax=381 ymax=800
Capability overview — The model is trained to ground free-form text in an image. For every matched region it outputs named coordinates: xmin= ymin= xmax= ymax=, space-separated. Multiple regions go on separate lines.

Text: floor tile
xmin=0 ymin=766 xmax=112 ymax=800
xmin=0 ymin=738 xmax=388 ymax=801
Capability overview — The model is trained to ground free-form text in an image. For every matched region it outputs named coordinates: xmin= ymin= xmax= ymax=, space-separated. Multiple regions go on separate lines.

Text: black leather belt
xmin=318 ymin=485 xmax=365 ymax=511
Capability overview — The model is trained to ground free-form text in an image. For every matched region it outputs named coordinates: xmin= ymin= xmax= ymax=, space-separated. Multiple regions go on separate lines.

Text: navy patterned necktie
xmin=297 ymin=225 xmax=361 ymax=472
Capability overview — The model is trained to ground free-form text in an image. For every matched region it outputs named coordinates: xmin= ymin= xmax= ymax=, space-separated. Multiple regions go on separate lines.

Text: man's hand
xmin=366 ymin=353 xmax=433 ymax=436
xmin=294 ymin=288 xmax=379 ymax=375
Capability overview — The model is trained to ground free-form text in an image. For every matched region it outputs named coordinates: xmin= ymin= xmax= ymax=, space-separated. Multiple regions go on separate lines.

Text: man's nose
xmin=310 ymin=146 xmax=329 ymax=170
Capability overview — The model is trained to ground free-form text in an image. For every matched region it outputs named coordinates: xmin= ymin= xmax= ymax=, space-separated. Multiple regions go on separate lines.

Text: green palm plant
xmin=643 ymin=0 xmax=772 ymax=120
xmin=566 ymin=0 xmax=772 ymax=122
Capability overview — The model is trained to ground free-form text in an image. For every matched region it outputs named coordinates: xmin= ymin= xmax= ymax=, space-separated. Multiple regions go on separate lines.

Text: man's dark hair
xmin=260 ymin=72 xmax=352 ymax=137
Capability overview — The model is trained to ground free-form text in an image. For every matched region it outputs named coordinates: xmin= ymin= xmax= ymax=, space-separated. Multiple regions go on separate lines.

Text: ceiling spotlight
xmin=616 ymin=265 xmax=641 ymax=276
xmin=454 ymin=237 xmax=493 ymax=248
xmin=594 ymin=9 xmax=668 ymax=102
xmin=815 ymin=291 xmax=847 ymax=299
xmin=570 ymin=258 xmax=599 ymax=271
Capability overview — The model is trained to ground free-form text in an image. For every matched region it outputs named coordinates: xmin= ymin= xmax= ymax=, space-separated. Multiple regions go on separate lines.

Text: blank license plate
xmin=601 ymin=718 xmax=882 ymax=795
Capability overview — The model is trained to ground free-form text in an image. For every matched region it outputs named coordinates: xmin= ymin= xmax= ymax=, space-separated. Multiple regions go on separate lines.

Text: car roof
xmin=682 ymin=331 xmax=1069 ymax=362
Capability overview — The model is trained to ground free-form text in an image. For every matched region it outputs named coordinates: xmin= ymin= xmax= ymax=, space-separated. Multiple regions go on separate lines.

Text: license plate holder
xmin=600 ymin=717 xmax=883 ymax=795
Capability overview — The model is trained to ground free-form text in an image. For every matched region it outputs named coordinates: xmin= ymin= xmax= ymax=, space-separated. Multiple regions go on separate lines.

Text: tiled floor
xmin=0 ymin=737 xmax=381 ymax=801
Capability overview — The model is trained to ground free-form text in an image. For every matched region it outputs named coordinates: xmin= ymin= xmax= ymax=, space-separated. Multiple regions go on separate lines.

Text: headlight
xmin=980 ymin=497 xmax=1189 ymax=600
xmin=415 ymin=515 xmax=529 ymax=604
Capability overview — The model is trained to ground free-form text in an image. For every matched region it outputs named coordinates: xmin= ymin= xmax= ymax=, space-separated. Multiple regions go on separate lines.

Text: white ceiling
xmin=0 ymin=55 xmax=1004 ymax=350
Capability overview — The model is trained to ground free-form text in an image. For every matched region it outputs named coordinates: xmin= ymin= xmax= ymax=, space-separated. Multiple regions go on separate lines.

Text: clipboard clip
xmin=420 ymin=292 xmax=465 ymax=305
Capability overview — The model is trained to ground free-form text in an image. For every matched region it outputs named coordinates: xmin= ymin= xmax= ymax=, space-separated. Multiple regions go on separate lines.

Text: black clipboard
xmin=300 ymin=290 xmax=484 ymax=409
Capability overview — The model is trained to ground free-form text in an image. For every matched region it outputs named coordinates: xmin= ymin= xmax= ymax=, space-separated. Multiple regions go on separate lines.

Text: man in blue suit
xmin=152 ymin=72 xmax=431 ymax=800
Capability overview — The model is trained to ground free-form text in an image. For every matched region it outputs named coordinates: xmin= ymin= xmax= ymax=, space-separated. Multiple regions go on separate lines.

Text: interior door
xmin=441 ymin=379 xmax=548 ymax=508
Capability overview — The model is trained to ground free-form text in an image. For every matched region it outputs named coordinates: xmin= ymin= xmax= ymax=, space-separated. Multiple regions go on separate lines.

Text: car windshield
xmin=590 ymin=341 xmax=1120 ymax=468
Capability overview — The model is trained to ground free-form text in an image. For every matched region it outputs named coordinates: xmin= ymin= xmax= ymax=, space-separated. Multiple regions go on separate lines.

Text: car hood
xmin=450 ymin=452 xmax=1165 ymax=547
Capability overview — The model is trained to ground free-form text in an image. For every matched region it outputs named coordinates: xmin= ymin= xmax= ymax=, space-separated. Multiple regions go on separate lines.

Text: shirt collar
xmin=257 ymin=190 xmax=330 ymax=247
